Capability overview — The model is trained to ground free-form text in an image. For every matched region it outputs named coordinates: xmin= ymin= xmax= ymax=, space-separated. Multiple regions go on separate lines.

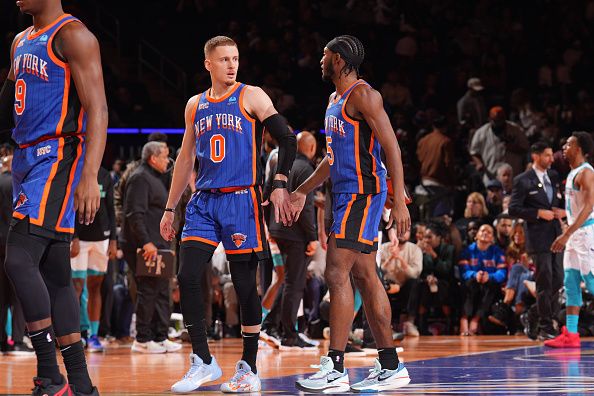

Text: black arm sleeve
xmin=263 ymin=114 xmax=296 ymax=177
xmin=0 ymin=79 xmax=15 ymax=133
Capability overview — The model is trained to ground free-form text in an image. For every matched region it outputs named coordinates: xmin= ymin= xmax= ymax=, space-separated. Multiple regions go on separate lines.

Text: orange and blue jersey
xmin=191 ymin=82 xmax=263 ymax=189
xmin=182 ymin=83 xmax=268 ymax=260
xmin=459 ymin=243 xmax=507 ymax=284
xmin=12 ymin=14 xmax=86 ymax=146
xmin=324 ymin=79 xmax=386 ymax=194
xmin=11 ymin=14 xmax=86 ymax=241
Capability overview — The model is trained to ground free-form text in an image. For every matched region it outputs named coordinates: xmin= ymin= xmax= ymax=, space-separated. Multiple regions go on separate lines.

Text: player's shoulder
xmin=186 ymin=94 xmax=201 ymax=108
xmin=241 ymin=84 xmax=266 ymax=97
xmin=349 ymin=82 xmax=382 ymax=104
xmin=56 ymin=19 xmax=97 ymax=46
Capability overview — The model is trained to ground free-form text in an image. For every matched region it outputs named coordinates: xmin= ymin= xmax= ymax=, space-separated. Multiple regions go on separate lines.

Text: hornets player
xmin=291 ymin=35 xmax=411 ymax=393
xmin=0 ymin=0 xmax=107 ymax=395
xmin=160 ymin=36 xmax=296 ymax=393
xmin=547 ymin=132 xmax=594 ymax=348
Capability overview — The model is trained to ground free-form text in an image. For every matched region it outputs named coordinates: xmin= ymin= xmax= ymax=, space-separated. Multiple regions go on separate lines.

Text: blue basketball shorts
xmin=330 ymin=191 xmax=387 ymax=253
xmin=181 ymin=186 xmax=269 ymax=261
xmin=11 ymin=135 xmax=85 ymax=241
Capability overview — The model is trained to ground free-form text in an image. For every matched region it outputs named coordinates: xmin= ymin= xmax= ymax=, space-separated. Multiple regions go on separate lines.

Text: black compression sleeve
xmin=0 ymin=79 xmax=15 ymax=133
xmin=263 ymin=114 xmax=296 ymax=177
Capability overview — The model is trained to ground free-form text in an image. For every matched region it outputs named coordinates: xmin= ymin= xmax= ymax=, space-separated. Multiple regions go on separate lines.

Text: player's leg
xmin=545 ymin=267 xmax=581 ymax=348
xmin=86 ymin=240 xmax=109 ymax=352
xmin=170 ymin=242 xmax=221 ymax=392
xmin=3 ymin=221 xmax=68 ymax=390
xmin=261 ymin=239 xmax=284 ymax=321
xmin=39 ymin=239 xmax=96 ymax=395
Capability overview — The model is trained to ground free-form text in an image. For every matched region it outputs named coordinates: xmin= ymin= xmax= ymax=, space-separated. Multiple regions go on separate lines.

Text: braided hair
xmin=326 ymin=35 xmax=365 ymax=77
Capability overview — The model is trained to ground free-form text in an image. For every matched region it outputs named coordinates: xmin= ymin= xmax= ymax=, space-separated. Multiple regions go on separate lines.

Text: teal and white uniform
xmin=564 ymin=162 xmax=594 ymax=276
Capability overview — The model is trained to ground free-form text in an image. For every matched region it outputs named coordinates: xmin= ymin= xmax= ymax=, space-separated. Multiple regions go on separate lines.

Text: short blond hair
xmin=204 ymin=36 xmax=237 ymax=58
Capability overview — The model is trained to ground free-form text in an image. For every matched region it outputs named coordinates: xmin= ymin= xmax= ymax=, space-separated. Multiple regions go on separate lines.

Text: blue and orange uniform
xmin=325 ymin=79 xmax=387 ymax=253
xmin=11 ymin=14 xmax=86 ymax=241
xmin=181 ymin=82 xmax=268 ymax=260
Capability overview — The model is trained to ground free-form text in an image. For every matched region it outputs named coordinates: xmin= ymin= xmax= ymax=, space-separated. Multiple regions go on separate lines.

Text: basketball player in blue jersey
xmin=292 ymin=35 xmax=411 ymax=393
xmin=546 ymin=132 xmax=594 ymax=348
xmin=0 ymin=0 xmax=107 ymax=395
xmin=160 ymin=36 xmax=296 ymax=393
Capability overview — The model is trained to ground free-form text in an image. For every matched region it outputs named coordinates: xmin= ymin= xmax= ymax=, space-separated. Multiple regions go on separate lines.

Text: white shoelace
xmin=183 ymin=363 xmax=206 ymax=379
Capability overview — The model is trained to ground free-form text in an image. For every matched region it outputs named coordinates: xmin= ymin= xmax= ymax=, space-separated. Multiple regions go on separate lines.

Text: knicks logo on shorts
xmin=15 ymin=192 xmax=28 ymax=209
xmin=231 ymin=233 xmax=247 ymax=248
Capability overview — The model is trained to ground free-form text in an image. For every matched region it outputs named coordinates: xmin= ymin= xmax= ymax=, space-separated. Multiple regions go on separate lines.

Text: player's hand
xmin=74 ymin=172 xmax=100 ymax=225
xmin=142 ymin=242 xmax=158 ymax=261
xmin=551 ymin=233 xmax=569 ymax=253
xmin=482 ymin=272 xmax=490 ymax=283
xmin=107 ymin=240 xmax=118 ymax=260
xmin=289 ymin=190 xmax=306 ymax=223
xmin=70 ymin=237 xmax=80 ymax=258
xmin=386 ymin=201 xmax=411 ymax=239
xmin=475 ymin=271 xmax=483 ymax=283
xmin=306 ymin=240 xmax=318 ymax=256
xmin=264 ymin=188 xmax=293 ymax=226
xmin=160 ymin=211 xmax=176 ymax=241
xmin=552 ymin=207 xmax=566 ymax=220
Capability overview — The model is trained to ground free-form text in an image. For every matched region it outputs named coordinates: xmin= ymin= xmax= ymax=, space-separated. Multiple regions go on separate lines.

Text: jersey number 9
xmin=15 ymin=79 xmax=27 ymax=115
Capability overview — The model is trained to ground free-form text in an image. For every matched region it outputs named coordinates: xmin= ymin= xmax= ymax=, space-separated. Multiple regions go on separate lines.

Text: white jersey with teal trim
xmin=564 ymin=162 xmax=594 ymax=275
xmin=565 ymin=162 xmax=594 ymax=226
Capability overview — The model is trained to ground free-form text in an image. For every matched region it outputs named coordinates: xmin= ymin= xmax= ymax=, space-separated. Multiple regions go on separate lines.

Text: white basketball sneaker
xmin=171 ymin=354 xmax=222 ymax=393
xmin=350 ymin=359 xmax=410 ymax=393
xmin=295 ymin=356 xmax=350 ymax=393
xmin=220 ymin=360 xmax=261 ymax=393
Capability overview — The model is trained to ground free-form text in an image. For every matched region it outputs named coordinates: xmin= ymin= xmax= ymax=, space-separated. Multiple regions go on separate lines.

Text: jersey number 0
xmin=210 ymin=134 xmax=225 ymax=163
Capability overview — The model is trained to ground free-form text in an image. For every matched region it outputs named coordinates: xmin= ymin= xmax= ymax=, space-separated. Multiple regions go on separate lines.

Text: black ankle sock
xmin=328 ymin=349 xmax=345 ymax=373
xmin=60 ymin=341 xmax=93 ymax=394
xmin=241 ymin=331 xmax=259 ymax=374
xmin=187 ymin=320 xmax=212 ymax=364
xmin=29 ymin=326 xmax=62 ymax=384
xmin=378 ymin=347 xmax=399 ymax=370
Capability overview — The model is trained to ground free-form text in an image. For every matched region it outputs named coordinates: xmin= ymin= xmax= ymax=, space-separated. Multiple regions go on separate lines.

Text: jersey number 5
xmin=326 ymin=136 xmax=334 ymax=165
xmin=210 ymin=134 xmax=225 ymax=163
xmin=14 ymin=79 xmax=27 ymax=115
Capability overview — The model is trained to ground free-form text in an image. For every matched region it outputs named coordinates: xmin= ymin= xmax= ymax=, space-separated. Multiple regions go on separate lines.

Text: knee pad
xmin=564 ymin=269 xmax=583 ymax=307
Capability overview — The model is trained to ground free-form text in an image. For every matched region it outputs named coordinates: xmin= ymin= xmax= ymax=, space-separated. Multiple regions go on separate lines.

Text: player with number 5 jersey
xmin=160 ymin=36 xmax=296 ymax=393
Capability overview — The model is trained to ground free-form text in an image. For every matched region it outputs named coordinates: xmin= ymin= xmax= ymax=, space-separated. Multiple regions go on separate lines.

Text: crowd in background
xmin=2 ymin=0 xmax=594 ymax=353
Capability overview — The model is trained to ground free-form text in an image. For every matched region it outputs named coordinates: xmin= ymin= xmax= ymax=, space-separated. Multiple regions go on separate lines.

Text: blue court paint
xmin=203 ymin=342 xmax=594 ymax=394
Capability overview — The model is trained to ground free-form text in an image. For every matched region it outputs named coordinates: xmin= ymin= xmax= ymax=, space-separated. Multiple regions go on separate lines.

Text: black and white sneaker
xmin=279 ymin=336 xmax=318 ymax=351
xmin=295 ymin=356 xmax=350 ymax=393
xmin=6 ymin=342 xmax=35 ymax=356
xmin=259 ymin=328 xmax=281 ymax=348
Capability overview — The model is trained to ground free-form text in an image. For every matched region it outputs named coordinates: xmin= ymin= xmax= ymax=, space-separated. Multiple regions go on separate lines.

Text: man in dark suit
xmin=268 ymin=131 xmax=319 ymax=350
xmin=509 ymin=141 xmax=564 ymax=340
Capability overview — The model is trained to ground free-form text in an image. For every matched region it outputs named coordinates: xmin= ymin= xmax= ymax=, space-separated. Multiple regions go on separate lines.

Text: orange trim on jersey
xmin=76 ymin=109 xmax=85 ymax=132
xmin=27 ymin=14 xmax=71 ymax=40
xmin=47 ymin=18 xmax=80 ymax=69
xmin=30 ymin=138 xmax=65 ymax=226
xmin=190 ymin=94 xmax=201 ymax=126
xmin=340 ymin=81 xmax=366 ymax=194
xmin=335 ymin=194 xmax=356 ymax=239
xmin=369 ymin=131 xmax=379 ymax=193
xmin=12 ymin=211 xmax=25 ymax=220
xmin=357 ymin=194 xmax=374 ymax=245
xmin=182 ymin=236 xmax=219 ymax=247
xmin=205 ymin=82 xmax=241 ymax=103
xmin=12 ymin=28 xmax=31 ymax=60
xmin=55 ymin=135 xmax=83 ymax=233
xmin=251 ymin=186 xmax=263 ymax=252
xmin=238 ymin=86 xmax=257 ymax=185
xmin=55 ymin=67 xmax=70 ymax=135
xmin=332 ymin=79 xmax=362 ymax=105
